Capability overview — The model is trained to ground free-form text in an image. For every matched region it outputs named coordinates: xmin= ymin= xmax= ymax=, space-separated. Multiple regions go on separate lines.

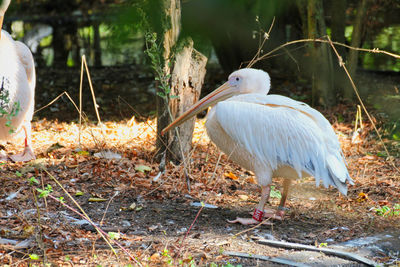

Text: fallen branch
xmin=252 ymin=236 xmax=377 ymax=266
xmin=223 ymin=251 xmax=311 ymax=267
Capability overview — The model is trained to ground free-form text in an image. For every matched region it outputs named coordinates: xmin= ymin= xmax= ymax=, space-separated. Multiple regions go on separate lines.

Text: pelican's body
xmin=163 ymin=68 xmax=353 ymax=225
xmin=206 ymin=93 xmax=350 ymax=193
xmin=0 ymin=0 xmax=36 ymax=162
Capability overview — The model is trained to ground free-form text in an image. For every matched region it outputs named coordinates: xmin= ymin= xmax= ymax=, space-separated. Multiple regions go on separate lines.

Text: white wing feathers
xmin=15 ymin=41 xmax=36 ymax=90
xmin=214 ymin=94 xmax=353 ymax=195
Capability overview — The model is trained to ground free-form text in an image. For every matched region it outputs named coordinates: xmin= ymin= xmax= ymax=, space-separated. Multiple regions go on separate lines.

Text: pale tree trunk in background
xmin=155 ymin=0 xmax=179 ymax=162
xmin=298 ymin=0 xmax=335 ymax=106
xmin=345 ymin=0 xmax=369 ymax=100
xmin=169 ymin=40 xmax=207 ymax=162
xmin=155 ymin=0 xmax=207 ymax=163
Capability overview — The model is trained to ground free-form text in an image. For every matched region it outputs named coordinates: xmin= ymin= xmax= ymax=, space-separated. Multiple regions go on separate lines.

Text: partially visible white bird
xmin=0 ymin=0 xmax=36 ymax=162
xmin=162 ymin=68 xmax=353 ymax=225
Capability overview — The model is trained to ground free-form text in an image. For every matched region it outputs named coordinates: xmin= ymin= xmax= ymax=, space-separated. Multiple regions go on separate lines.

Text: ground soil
xmin=0 ymin=65 xmax=399 ymax=266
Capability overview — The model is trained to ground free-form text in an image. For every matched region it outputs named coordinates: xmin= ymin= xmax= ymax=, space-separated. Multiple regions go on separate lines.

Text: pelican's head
xmin=227 ymin=68 xmax=271 ymax=95
xmin=0 ymin=0 xmax=11 ymax=39
xmin=161 ymin=68 xmax=271 ymax=135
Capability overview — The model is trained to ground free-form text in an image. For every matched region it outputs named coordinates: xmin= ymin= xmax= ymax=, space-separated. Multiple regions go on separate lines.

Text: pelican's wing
xmin=15 ymin=41 xmax=36 ymax=90
xmin=215 ymin=94 xmax=352 ymax=194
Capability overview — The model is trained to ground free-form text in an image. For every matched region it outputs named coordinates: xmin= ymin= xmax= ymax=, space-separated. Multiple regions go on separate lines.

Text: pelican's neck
xmin=0 ymin=0 xmax=11 ymax=38
xmin=0 ymin=0 xmax=11 ymax=15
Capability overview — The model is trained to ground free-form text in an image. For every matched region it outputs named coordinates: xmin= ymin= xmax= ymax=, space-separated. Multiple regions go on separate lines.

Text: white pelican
xmin=162 ymin=68 xmax=353 ymax=225
xmin=0 ymin=0 xmax=36 ymax=162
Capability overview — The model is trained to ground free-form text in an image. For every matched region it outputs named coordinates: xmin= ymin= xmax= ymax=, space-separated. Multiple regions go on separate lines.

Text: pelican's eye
xmin=228 ymin=75 xmax=241 ymax=86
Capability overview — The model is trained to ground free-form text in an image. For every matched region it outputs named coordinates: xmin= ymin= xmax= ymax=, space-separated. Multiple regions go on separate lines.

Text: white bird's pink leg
xmin=228 ymin=179 xmax=292 ymax=225
xmin=262 ymin=179 xmax=292 ymax=220
xmin=9 ymin=123 xmax=35 ymax=162
xmin=228 ymin=185 xmax=273 ymax=225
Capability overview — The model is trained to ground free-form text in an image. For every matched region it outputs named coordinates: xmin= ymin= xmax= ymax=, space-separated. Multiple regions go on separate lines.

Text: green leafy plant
xmin=0 ymin=77 xmax=20 ymax=134
xmin=161 ymin=249 xmax=173 ymax=265
xmin=28 ymin=176 xmax=39 ymax=186
xmin=29 ymin=253 xmax=40 ymax=260
xmin=108 ymin=232 xmax=121 ymax=240
xmin=375 ymin=204 xmax=400 ymax=216
xmin=144 ymin=32 xmax=178 ymax=100
xmin=270 ymin=186 xmax=282 ymax=199
xmin=36 ymin=185 xmax=53 ymax=198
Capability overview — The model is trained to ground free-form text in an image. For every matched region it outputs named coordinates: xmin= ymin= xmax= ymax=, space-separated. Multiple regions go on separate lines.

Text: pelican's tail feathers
xmin=326 ymin=154 xmax=353 ymax=195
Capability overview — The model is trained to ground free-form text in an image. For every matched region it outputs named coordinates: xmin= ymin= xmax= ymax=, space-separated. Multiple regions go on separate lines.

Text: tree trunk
xmin=52 ymin=22 xmax=69 ymax=67
xmin=93 ymin=21 xmax=102 ymax=67
xmin=155 ymin=0 xmax=207 ymax=163
xmin=298 ymin=0 xmax=335 ymax=106
xmin=330 ymin=0 xmax=347 ymax=57
xmin=329 ymin=0 xmax=347 ymax=97
xmin=155 ymin=0 xmax=181 ymax=161
xmin=168 ymin=40 xmax=207 ymax=162
xmin=345 ymin=0 xmax=369 ymax=99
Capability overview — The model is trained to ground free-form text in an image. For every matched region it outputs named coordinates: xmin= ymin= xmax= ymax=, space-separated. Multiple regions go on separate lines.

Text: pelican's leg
xmin=9 ymin=123 xmax=35 ymax=162
xmin=228 ymin=185 xmax=273 ymax=225
xmin=263 ymin=178 xmax=292 ymax=220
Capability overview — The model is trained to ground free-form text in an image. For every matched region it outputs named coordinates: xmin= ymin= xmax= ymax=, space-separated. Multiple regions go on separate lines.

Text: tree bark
xmin=168 ymin=40 xmax=207 ymax=162
xmin=329 ymin=0 xmax=347 ymax=97
xmin=297 ymin=0 xmax=335 ymax=106
xmin=330 ymin=0 xmax=347 ymax=57
xmin=345 ymin=0 xmax=369 ymax=99
xmin=155 ymin=0 xmax=207 ymax=163
xmin=155 ymin=0 xmax=181 ymax=161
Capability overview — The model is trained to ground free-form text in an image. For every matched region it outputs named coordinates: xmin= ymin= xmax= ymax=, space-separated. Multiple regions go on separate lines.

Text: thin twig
xmin=82 ymin=55 xmax=102 ymax=125
xmin=326 ymin=36 xmax=399 ymax=172
xmin=247 ymin=17 xmax=275 ymax=68
xmin=233 ymin=218 xmax=272 ymax=238
xmin=117 ymin=96 xmax=181 ymax=162
xmin=30 ymin=186 xmax=46 ymax=264
xmin=34 ymin=91 xmax=78 ymax=115
xmin=100 ymin=191 xmax=119 ymax=227
xmin=46 ymin=194 xmax=141 ymax=265
xmin=79 ymin=54 xmax=85 ymax=147
xmin=250 ymin=37 xmax=400 ymax=68
xmin=42 ymin=168 xmax=119 ymax=259
xmin=176 ymin=205 xmax=204 ymax=259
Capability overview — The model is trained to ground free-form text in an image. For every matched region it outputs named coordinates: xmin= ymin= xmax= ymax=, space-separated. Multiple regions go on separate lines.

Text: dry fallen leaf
xmin=135 ymin=165 xmax=152 ymax=173
xmin=246 ymin=176 xmax=257 ymax=184
xmin=238 ymin=194 xmax=249 ymax=201
xmin=356 ymin=192 xmax=368 ymax=202
xmin=150 ymin=252 xmax=160 ymax=261
xmin=224 ymin=172 xmax=238 ymax=180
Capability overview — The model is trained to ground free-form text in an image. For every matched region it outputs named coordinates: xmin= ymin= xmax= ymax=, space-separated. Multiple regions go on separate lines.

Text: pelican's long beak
xmin=161 ymin=81 xmax=237 ymax=135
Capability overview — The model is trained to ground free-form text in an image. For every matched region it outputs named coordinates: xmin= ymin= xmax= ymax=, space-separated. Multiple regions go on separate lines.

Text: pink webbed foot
xmin=262 ymin=208 xmax=285 ymax=221
xmin=9 ymin=146 xmax=35 ymax=162
xmin=227 ymin=217 xmax=273 ymax=225
xmin=248 ymin=207 xmax=286 ymax=221
xmin=0 ymin=150 xmax=9 ymax=162
xmin=228 ymin=208 xmax=273 ymax=225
